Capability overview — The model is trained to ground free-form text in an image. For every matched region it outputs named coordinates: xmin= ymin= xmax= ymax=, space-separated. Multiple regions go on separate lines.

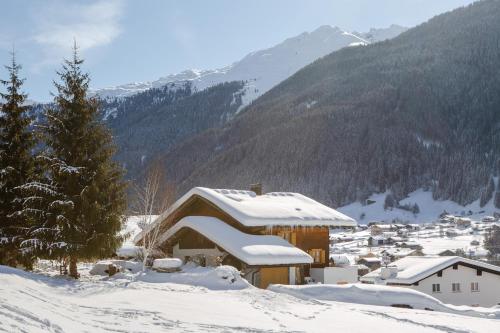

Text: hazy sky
xmin=0 ymin=0 xmax=477 ymax=101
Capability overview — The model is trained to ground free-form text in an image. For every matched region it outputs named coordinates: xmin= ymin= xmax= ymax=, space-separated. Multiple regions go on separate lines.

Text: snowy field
xmin=330 ymin=220 xmax=495 ymax=260
xmin=339 ymin=189 xmax=500 ymax=224
xmin=2 ymin=264 xmax=500 ymax=333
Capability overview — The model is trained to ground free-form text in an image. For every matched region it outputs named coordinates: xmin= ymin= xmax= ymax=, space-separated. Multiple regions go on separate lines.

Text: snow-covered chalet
xmin=135 ymin=186 xmax=356 ymax=288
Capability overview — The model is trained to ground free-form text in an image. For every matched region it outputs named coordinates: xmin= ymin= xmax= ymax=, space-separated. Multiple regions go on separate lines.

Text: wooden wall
xmin=260 ymin=267 xmax=289 ymax=288
xmin=154 ymin=195 xmax=330 ymax=268
xmin=266 ymin=226 xmax=329 ymax=268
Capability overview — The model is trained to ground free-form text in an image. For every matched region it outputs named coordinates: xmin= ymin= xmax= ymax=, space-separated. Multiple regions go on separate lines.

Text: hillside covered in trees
xmin=158 ymin=0 xmax=500 ymax=208
xmin=101 ymin=81 xmax=246 ymax=178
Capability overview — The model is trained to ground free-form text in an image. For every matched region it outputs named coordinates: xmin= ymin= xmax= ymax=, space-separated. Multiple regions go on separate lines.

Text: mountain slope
xmin=100 ymin=25 xmax=406 ymax=179
xmin=103 ymin=81 xmax=246 ymax=178
xmin=92 ymin=25 xmax=406 ymax=108
xmin=161 ymin=0 xmax=500 ymax=208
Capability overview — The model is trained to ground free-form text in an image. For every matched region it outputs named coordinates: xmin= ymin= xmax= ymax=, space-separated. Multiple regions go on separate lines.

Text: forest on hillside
xmin=156 ymin=0 xmax=500 ymax=208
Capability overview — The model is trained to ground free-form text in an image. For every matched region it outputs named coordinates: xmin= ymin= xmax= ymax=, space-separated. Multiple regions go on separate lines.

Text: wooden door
xmin=259 ymin=267 xmax=289 ymax=288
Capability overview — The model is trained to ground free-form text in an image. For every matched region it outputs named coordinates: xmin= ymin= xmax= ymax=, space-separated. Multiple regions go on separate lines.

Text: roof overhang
xmin=361 ymin=256 xmax=500 ymax=285
xmin=135 ymin=187 xmax=357 ymax=243
xmin=158 ymin=216 xmax=313 ymax=266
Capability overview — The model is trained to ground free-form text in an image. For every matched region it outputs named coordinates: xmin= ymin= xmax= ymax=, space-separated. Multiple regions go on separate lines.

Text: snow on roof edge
xmin=135 ymin=187 xmax=356 ymax=243
xmin=361 ymin=256 xmax=500 ymax=285
xmin=157 ymin=216 xmax=313 ymax=266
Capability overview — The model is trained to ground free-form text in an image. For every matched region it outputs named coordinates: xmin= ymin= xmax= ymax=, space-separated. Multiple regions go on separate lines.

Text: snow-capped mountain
xmin=91 ymin=25 xmax=407 ymax=107
xmin=358 ymin=24 xmax=407 ymax=43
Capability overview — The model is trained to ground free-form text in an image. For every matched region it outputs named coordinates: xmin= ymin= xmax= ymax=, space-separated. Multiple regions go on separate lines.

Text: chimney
xmin=250 ymin=183 xmax=262 ymax=196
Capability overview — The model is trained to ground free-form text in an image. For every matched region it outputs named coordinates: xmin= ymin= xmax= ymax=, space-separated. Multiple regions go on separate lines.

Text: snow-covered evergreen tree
xmin=19 ymin=46 xmax=127 ymax=277
xmin=495 ymin=181 xmax=500 ymax=209
xmin=479 ymin=177 xmax=495 ymax=207
xmin=0 ymin=54 xmax=37 ymax=268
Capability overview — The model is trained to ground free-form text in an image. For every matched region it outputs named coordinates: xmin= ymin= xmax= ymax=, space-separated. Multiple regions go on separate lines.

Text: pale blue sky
xmin=1 ymin=0 xmax=477 ymax=101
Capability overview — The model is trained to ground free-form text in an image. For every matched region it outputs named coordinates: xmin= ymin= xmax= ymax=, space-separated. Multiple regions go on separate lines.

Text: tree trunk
xmin=69 ymin=256 xmax=79 ymax=279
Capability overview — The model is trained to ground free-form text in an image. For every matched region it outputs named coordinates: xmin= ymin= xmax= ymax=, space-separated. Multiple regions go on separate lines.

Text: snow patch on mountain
xmin=338 ymin=188 xmax=500 ymax=224
xmin=91 ymin=25 xmax=407 ymax=106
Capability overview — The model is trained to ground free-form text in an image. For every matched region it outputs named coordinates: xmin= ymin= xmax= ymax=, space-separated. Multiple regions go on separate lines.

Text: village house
xmin=455 ymin=217 xmax=472 ymax=229
xmin=357 ymin=257 xmax=382 ymax=271
xmin=381 ymin=248 xmax=423 ymax=262
xmin=310 ymin=254 xmax=358 ymax=284
xmin=367 ymin=235 xmax=387 ymax=246
xmin=395 ymin=241 xmax=422 ymax=250
xmin=369 ymin=224 xmax=394 ymax=236
xmin=135 ymin=186 xmax=356 ymax=288
xmin=405 ymin=224 xmax=421 ymax=231
xmin=438 ymin=249 xmax=457 ymax=256
xmin=360 ymin=256 xmax=500 ymax=307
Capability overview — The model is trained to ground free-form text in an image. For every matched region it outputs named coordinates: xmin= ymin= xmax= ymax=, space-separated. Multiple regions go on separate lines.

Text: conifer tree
xmin=20 ymin=45 xmax=127 ymax=277
xmin=0 ymin=53 xmax=37 ymax=267
xmin=480 ymin=177 xmax=495 ymax=207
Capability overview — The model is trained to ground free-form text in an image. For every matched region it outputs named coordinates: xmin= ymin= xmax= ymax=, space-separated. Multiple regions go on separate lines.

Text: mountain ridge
xmin=159 ymin=0 xmax=500 ymax=209
xmin=91 ymin=24 xmax=407 ymax=106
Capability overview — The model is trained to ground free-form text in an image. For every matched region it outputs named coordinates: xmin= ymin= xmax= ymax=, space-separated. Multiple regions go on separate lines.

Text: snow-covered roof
xmin=137 ymin=187 xmax=356 ymax=243
xmin=358 ymin=257 xmax=381 ymax=263
xmin=157 ymin=216 xmax=313 ymax=266
xmin=361 ymin=256 xmax=500 ymax=285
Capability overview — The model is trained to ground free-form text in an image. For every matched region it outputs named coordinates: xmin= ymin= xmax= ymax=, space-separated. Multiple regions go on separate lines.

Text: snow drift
xmin=269 ymin=283 xmax=500 ymax=319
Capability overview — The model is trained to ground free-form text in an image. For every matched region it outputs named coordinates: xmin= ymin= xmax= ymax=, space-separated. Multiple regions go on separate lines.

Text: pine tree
xmin=383 ymin=193 xmax=395 ymax=210
xmin=479 ymin=177 xmax=495 ymax=207
xmin=20 ymin=46 xmax=127 ymax=277
xmin=485 ymin=225 xmax=500 ymax=258
xmin=494 ymin=178 xmax=500 ymax=209
xmin=0 ymin=53 xmax=37 ymax=267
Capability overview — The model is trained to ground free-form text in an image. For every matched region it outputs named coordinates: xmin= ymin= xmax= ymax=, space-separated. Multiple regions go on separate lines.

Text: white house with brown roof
xmin=361 ymin=256 xmax=500 ymax=307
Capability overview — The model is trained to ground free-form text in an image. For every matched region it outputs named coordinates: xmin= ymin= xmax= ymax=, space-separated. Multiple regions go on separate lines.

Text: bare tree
xmin=133 ymin=160 xmax=175 ymax=271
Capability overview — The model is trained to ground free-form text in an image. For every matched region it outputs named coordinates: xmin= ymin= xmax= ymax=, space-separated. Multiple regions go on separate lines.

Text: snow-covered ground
xmin=2 ymin=264 xmax=499 ymax=333
xmin=338 ymin=188 xmax=500 ymax=224
xmin=330 ymin=220 xmax=496 ymax=261
xmin=269 ymin=283 xmax=500 ymax=318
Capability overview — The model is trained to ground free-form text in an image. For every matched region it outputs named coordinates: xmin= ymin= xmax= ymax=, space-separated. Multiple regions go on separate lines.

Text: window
xmin=476 ymin=269 xmax=482 ymax=276
xmin=432 ymin=284 xmax=441 ymax=293
xmin=471 ymin=282 xmax=479 ymax=292
xmin=308 ymin=249 xmax=325 ymax=264
xmin=452 ymin=264 xmax=458 ymax=270
xmin=452 ymin=283 xmax=461 ymax=292
xmin=437 ymin=270 xmax=442 ymax=277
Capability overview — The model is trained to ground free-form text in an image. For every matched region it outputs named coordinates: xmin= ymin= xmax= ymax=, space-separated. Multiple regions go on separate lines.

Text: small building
xmin=438 ymin=250 xmax=457 ymax=256
xmin=395 ymin=241 xmax=422 ymax=250
xmin=357 ymin=257 xmax=382 ymax=271
xmin=405 ymin=224 xmax=421 ymax=231
xmin=482 ymin=216 xmax=497 ymax=223
xmin=135 ymin=186 xmax=356 ymax=288
xmin=368 ymin=235 xmax=388 ymax=246
xmin=439 ymin=215 xmax=456 ymax=224
xmin=361 ymin=256 xmax=500 ymax=307
xmin=381 ymin=248 xmax=423 ymax=262
xmin=455 ymin=218 xmax=472 ymax=228
xmin=387 ymin=236 xmax=405 ymax=245
xmin=370 ymin=224 xmax=394 ymax=236
xmin=310 ymin=265 xmax=358 ymax=284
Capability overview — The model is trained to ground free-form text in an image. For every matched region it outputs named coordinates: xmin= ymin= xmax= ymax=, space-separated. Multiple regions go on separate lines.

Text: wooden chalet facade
xmin=136 ymin=186 xmax=356 ymax=288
